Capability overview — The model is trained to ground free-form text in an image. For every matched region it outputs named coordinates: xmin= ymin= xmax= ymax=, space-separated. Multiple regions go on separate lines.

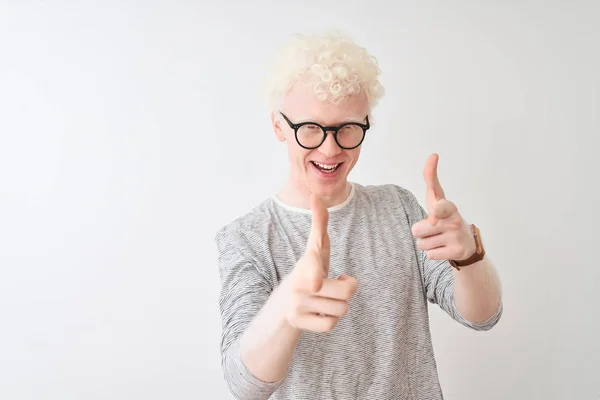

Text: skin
xmin=272 ymin=82 xmax=368 ymax=209
xmin=238 ymin=193 xmax=357 ymax=383
xmin=237 ymin=83 xmax=502 ymax=385
xmin=412 ymin=153 xmax=502 ymax=323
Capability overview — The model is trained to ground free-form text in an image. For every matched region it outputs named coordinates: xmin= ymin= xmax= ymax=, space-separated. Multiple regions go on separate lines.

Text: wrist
xmin=450 ymin=224 xmax=485 ymax=270
xmin=274 ymin=279 xmax=302 ymax=333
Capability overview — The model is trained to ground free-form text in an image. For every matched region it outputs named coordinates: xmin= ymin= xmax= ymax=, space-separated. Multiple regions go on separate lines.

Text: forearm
xmin=453 ymin=257 xmax=502 ymax=323
xmin=239 ymin=279 xmax=302 ymax=383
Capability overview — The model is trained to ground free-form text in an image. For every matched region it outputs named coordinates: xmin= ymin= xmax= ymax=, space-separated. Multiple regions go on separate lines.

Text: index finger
xmin=423 ymin=153 xmax=446 ymax=201
xmin=307 ymin=193 xmax=329 ymax=251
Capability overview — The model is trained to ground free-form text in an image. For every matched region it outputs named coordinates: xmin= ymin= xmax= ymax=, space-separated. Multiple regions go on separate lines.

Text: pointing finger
xmin=423 ymin=153 xmax=446 ymax=202
xmin=307 ymin=193 xmax=329 ymax=252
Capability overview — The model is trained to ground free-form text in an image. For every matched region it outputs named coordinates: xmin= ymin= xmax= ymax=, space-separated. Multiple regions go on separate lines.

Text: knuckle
xmin=289 ymin=297 xmax=301 ymax=313
xmin=411 ymin=222 xmax=422 ymax=236
xmin=294 ymin=294 xmax=307 ymax=310
xmin=324 ymin=317 xmax=338 ymax=332
xmin=449 ymin=217 xmax=462 ymax=229
xmin=345 ymin=278 xmax=358 ymax=297
xmin=288 ymin=295 xmax=303 ymax=315
xmin=287 ymin=310 xmax=300 ymax=326
xmin=342 ymin=286 xmax=354 ymax=299
xmin=340 ymin=301 xmax=349 ymax=316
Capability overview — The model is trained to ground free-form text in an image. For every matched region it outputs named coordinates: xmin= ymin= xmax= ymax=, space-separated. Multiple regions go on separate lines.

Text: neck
xmin=277 ymin=178 xmax=352 ymax=210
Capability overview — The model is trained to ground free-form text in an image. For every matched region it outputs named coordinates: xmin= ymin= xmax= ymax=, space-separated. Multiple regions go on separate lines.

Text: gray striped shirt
xmin=215 ymin=182 xmax=502 ymax=399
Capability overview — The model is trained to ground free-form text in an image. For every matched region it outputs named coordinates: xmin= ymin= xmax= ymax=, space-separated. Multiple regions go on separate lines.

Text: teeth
xmin=314 ymin=162 xmax=339 ymax=170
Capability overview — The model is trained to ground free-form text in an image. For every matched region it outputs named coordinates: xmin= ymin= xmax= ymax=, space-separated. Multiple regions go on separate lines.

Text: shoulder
xmin=215 ymin=199 xmax=271 ymax=248
xmin=214 ymin=198 xmax=279 ymax=262
xmin=352 ymin=182 xmax=424 ymax=216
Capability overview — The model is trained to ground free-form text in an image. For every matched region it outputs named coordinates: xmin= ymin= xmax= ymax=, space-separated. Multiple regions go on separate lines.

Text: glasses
xmin=280 ymin=112 xmax=370 ymax=150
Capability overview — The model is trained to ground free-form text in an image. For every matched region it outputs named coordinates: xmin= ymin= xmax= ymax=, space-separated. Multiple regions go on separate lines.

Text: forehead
xmin=282 ymin=83 xmax=368 ymax=124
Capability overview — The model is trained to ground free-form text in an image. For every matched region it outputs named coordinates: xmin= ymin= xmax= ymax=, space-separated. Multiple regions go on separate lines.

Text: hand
xmin=283 ymin=193 xmax=358 ymax=332
xmin=411 ymin=154 xmax=477 ymax=262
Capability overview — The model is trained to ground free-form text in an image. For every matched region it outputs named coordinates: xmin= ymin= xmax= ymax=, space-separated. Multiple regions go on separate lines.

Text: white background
xmin=1 ymin=1 xmax=598 ymax=399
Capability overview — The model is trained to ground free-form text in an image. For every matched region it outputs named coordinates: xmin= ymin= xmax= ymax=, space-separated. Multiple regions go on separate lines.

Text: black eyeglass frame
xmin=279 ymin=111 xmax=370 ymax=150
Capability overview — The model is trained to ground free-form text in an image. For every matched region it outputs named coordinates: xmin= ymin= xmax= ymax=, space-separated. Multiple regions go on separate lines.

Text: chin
xmin=300 ymin=160 xmax=352 ymax=198
xmin=307 ymin=177 xmax=347 ymax=198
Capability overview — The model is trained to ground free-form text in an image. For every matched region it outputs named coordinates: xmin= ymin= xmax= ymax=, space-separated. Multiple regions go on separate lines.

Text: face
xmin=272 ymin=83 xmax=369 ymax=203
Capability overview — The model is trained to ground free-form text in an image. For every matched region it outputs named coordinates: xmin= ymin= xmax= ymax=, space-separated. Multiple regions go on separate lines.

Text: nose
xmin=318 ymin=132 xmax=342 ymax=158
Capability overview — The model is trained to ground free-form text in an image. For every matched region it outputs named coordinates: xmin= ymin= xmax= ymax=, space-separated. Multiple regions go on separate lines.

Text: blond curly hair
xmin=262 ymin=30 xmax=385 ymax=112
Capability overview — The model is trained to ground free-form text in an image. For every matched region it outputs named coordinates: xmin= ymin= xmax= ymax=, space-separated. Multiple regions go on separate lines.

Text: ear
xmin=271 ymin=111 xmax=286 ymax=142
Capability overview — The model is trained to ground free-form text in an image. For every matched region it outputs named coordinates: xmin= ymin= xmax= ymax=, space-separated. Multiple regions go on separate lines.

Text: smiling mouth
xmin=311 ymin=161 xmax=342 ymax=173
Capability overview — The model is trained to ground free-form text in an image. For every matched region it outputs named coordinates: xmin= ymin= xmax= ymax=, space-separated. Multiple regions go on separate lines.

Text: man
xmin=215 ymin=31 xmax=502 ymax=400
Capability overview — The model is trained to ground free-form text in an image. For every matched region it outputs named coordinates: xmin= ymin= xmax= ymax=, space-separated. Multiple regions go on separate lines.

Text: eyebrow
xmin=295 ymin=116 xmax=365 ymax=124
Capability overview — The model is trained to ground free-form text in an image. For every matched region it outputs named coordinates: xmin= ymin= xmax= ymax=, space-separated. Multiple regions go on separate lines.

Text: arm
xmin=240 ymin=264 xmax=358 ymax=385
xmin=452 ymin=256 xmax=502 ymax=323
xmin=216 ymin=195 xmax=357 ymax=399
xmin=417 ymin=244 xmax=502 ymax=330
xmin=238 ymin=278 xmax=302 ymax=384
xmin=410 ymin=153 xmax=503 ymax=329
xmin=217 ymin=246 xmax=287 ymax=400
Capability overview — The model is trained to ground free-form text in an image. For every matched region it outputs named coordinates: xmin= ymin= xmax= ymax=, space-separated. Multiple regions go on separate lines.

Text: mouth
xmin=310 ymin=161 xmax=343 ymax=174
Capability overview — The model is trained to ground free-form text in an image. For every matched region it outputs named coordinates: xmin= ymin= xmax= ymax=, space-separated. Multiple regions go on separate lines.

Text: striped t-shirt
xmin=215 ymin=182 xmax=502 ymax=400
